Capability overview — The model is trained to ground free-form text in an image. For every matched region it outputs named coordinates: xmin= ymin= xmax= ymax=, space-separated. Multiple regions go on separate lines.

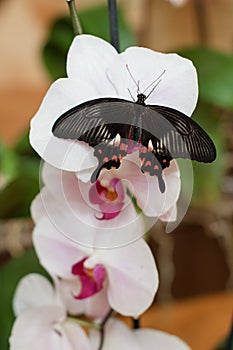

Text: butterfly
xmin=52 ymin=93 xmax=216 ymax=193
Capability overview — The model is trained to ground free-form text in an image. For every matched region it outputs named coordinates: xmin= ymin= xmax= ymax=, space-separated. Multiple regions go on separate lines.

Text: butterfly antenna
xmin=137 ymin=80 xmax=140 ymax=94
xmin=145 ymin=80 xmax=162 ymax=99
xmin=128 ymin=88 xmax=136 ymax=102
xmin=142 ymin=69 xmax=166 ymax=94
xmin=126 ymin=64 xmax=141 ymax=92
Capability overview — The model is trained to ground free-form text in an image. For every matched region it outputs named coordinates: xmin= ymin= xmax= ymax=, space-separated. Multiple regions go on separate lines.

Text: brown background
xmin=0 ymin=1 xmax=233 ymax=349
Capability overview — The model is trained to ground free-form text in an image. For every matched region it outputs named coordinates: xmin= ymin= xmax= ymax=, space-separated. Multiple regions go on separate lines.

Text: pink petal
xmin=74 ymin=275 xmax=100 ymax=299
xmin=37 ymin=184 xmax=144 ymax=249
xmin=60 ymin=278 xmax=110 ymax=319
xmin=72 ymin=259 xmax=105 ymax=299
xmin=90 ymin=239 xmax=159 ymax=317
xmin=33 ymin=213 xmax=90 ymax=279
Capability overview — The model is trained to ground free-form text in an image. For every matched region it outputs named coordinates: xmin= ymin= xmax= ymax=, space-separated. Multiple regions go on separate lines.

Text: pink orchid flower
xmin=31 ymin=211 xmax=159 ymax=317
xmin=33 ymin=160 xmax=180 ymax=247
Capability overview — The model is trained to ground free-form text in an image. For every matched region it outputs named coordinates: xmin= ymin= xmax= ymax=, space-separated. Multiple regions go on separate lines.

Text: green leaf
xmin=179 ymin=47 xmax=233 ymax=110
xmin=14 ymin=131 xmax=38 ymax=159
xmin=42 ymin=4 xmax=136 ymax=80
xmin=0 ymin=250 xmax=48 ymax=350
xmin=0 ymin=172 xmax=39 ymax=218
xmin=0 ymin=141 xmax=19 ymax=182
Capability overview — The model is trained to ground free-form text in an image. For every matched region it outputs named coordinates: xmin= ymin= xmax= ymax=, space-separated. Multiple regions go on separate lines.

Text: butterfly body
xmin=52 ymin=94 xmax=216 ymax=193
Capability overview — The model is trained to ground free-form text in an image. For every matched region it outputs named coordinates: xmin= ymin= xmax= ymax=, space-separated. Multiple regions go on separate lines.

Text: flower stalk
xmin=98 ymin=308 xmax=114 ymax=350
xmin=67 ymin=316 xmax=101 ymax=331
xmin=108 ymin=0 xmax=120 ymax=52
xmin=66 ymin=0 xmax=83 ymax=36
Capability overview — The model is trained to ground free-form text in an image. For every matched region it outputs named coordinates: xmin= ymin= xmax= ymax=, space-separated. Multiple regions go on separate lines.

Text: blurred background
xmin=0 ymin=0 xmax=233 ymax=349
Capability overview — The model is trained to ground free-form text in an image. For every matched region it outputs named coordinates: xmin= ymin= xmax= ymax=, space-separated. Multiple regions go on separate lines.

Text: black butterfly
xmin=52 ymin=93 xmax=216 ymax=193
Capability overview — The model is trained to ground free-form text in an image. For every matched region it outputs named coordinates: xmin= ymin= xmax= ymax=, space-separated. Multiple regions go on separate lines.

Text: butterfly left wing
xmin=52 ymin=97 xmax=137 ymax=144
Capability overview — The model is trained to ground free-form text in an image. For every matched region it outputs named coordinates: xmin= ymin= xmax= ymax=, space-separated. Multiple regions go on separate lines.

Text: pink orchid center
xmin=72 ymin=257 xmax=106 ymax=299
xmin=89 ymin=177 xmax=125 ymax=220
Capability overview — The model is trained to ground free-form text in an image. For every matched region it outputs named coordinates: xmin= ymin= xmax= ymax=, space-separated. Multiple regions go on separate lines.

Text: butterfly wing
xmin=52 ymin=97 xmax=138 ymax=145
xmin=142 ymin=105 xmax=216 ymax=163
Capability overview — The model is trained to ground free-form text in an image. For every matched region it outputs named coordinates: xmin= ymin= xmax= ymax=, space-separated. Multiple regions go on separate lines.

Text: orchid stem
xmin=67 ymin=317 xmax=101 ymax=330
xmin=66 ymin=0 xmax=83 ymax=36
xmin=194 ymin=0 xmax=207 ymax=45
xmin=98 ymin=308 xmax=113 ymax=350
xmin=108 ymin=0 xmax=120 ymax=52
xmin=132 ymin=317 xmax=140 ymax=329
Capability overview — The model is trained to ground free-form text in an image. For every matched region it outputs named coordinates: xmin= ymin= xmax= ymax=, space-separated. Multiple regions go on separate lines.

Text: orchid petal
xmin=90 ymin=319 xmax=191 ymax=350
xmin=29 ymin=78 xmax=98 ymax=172
xmin=33 ymin=214 xmax=90 ymax=279
xmin=67 ymin=35 xmax=118 ymax=95
xmin=114 ymin=155 xmax=180 ymax=218
xmin=107 ymin=46 xmax=198 ymax=116
xmin=10 ymin=305 xmax=90 ymax=350
xmin=59 ymin=278 xmax=110 ymax=319
xmin=36 ymin=183 xmax=144 ymax=248
xmin=13 ymin=274 xmax=58 ymax=317
xmin=9 ymin=306 xmax=65 ymax=350
xmin=90 ymin=318 xmax=140 ymax=350
xmin=87 ymin=239 xmax=159 ymax=317
xmin=60 ymin=321 xmax=90 ymax=350
xmin=134 ymin=328 xmax=191 ymax=349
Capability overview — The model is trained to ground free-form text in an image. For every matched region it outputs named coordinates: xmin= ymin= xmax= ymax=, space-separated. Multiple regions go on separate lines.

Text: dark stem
xmin=194 ymin=0 xmax=207 ymax=46
xmin=67 ymin=0 xmax=83 ymax=36
xmin=226 ymin=318 xmax=233 ymax=350
xmin=132 ymin=317 xmax=140 ymax=329
xmin=108 ymin=0 xmax=120 ymax=52
xmin=98 ymin=308 xmax=113 ymax=350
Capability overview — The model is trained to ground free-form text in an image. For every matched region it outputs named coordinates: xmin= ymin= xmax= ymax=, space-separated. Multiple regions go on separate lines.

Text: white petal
xmin=135 ymin=160 xmax=181 ymax=217
xmin=59 ymin=321 xmax=91 ymax=350
xmin=83 ymin=289 xmax=111 ymax=320
xmin=67 ymin=35 xmax=118 ymax=95
xmin=134 ymin=329 xmax=191 ymax=350
xmin=31 ymin=191 xmax=47 ymax=223
xmin=115 ymin=156 xmax=180 ymax=219
xmin=58 ymin=279 xmax=84 ymax=316
xmin=90 ymin=318 xmax=140 ymax=350
xmin=89 ymin=239 xmax=159 ymax=317
xmin=13 ymin=274 xmax=57 ymax=317
xmin=159 ymin=204 xmax=177 ymax=222
xmin=9 ymin=306 xmax=65 ymax=350
xmin=29 ymin=78 xmax=98 ymax=172
xmin=108 ymin=47 xmax=198 ymax=116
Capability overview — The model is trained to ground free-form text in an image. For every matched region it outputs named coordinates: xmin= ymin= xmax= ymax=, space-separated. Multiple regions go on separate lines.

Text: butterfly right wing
xmin=142 ymin=105 xmax=216 ymax=163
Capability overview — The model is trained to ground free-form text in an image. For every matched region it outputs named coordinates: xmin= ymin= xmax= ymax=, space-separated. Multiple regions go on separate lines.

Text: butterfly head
xmin=136 ymin=93 xmax=147 ymax=105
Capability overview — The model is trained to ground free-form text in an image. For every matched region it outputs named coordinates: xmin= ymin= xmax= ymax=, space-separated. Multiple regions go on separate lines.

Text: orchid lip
xmin=72 ymin=257 xmax=106 ymax=299
xmin=89 ymin=177 xmax=125 ymax=221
